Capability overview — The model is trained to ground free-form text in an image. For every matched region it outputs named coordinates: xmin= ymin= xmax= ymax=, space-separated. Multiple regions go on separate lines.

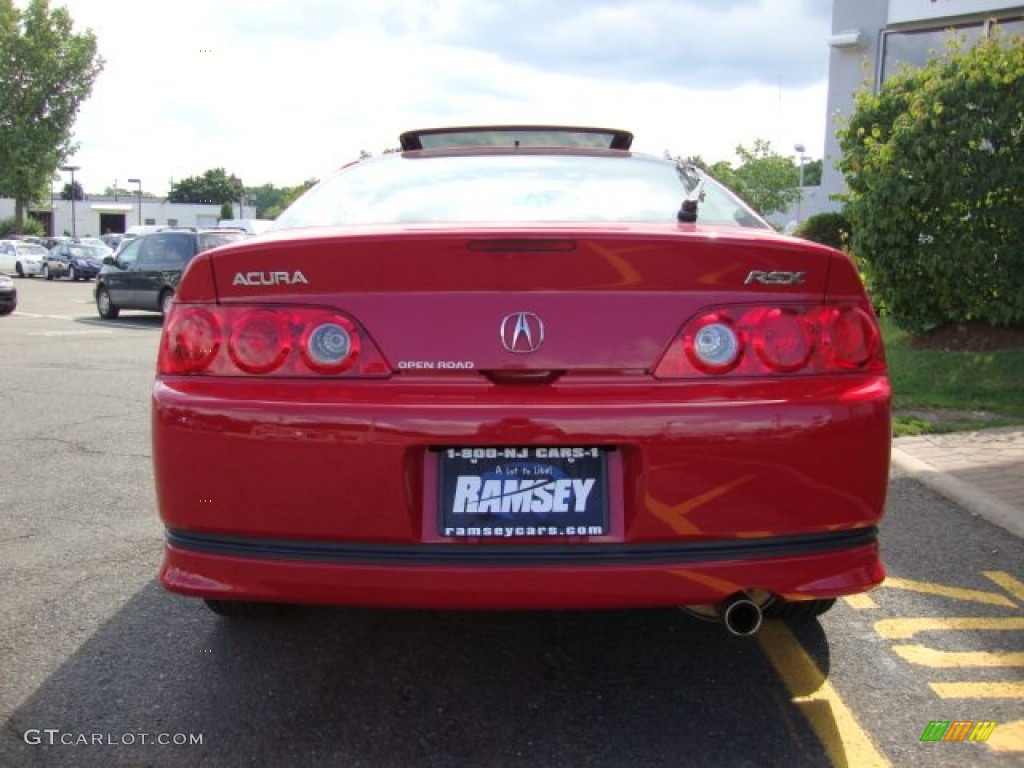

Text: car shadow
xmin=74 ymin=315 xmax=164 ymax=331
xmin=3 ymin=582 xmax=835 ymax=767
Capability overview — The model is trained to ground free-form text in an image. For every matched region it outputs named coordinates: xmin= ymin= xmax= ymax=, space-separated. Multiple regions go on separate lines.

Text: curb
xmin=890 ymin=447 xmax=1024 ymax=540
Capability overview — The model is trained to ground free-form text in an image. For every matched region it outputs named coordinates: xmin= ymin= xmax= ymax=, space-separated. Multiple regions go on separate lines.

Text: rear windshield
xmin=198 ymin=232 xmax=246 ymax=252
xmin=275 ymin=153 xmax=769 ymax=230
xmin=67 ymin=245 xmax=108 ymax=259
xmin=17 ymin=244 xmax=48 ymax=256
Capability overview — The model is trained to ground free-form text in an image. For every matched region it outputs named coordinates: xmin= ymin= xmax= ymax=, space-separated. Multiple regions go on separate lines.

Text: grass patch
xmin=882 ymin=317 xmax=1024 ymax=435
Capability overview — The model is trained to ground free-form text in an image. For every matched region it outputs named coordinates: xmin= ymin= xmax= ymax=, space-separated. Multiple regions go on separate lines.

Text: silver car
xmin=0 ymin=240 xmax=47 ymax=277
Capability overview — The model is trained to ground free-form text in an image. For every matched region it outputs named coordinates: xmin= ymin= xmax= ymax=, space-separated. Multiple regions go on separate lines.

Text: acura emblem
xmin=500 ymin=312 xmax=545 ymax=354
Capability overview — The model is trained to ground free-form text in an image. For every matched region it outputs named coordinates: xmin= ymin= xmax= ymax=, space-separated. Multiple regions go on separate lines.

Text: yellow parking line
xmin=930 ymin=681 xmax=1024 ymax=699
xmin=874 ymin=617 xmax=1024 ymax=640
xmin=883 ymin=577 xmax=1016 ymax=607
xmin=757 ymin=621 xmax=890 ymax=767
xmin=892 ymin=644 xmax=1024 ymax=667
xmin=985 ymin=571 xmax=1024 ymax=604
xmin=844 ymin=594 xmax=877 ymax=611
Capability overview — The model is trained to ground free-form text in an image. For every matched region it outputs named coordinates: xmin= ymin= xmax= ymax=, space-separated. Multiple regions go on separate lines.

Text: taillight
xmin=685 ymin=313 xmax=742 ymax=374
xmin=229 ymin=309 xmax=291 ymax=374
xmin=655 ymin=304 xmax=884 ymax=378
xmin=158 ymin=305 xmax=388 ymax=377
xmin=300 ymin=315 xmax=360 ymax=374
xmin=161 ymin=308 xmax=220 ymax=374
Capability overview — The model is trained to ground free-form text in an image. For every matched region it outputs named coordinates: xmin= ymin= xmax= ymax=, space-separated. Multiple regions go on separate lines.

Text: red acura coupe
xmin=154 ymin=126 xmax=890 ymax=634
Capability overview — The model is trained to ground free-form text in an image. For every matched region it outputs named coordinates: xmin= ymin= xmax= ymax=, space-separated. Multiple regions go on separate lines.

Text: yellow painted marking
xmin=930 ymin=681 xmax=1024 ymax=699
xmin=985 ymin=571 xmax=1024 ymax=604
xmin=757 ymin=621 xmax=891 ymax=767
xmin=892 ymin=644 xmax=1024 ymax=668
xmin=874 ymin=617 xmax=1024 ymax=640
xmin=844 ymin=594 xmax=877 ymax=611
xmin=882 ymin=577 xmax=1016 ymax=608
xmin=987 ymin=719 xmax=1024 ymax=753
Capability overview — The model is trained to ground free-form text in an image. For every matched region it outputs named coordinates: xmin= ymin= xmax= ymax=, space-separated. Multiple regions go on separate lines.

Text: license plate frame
xmin=437 ymin=446 xmax=610 ymax=539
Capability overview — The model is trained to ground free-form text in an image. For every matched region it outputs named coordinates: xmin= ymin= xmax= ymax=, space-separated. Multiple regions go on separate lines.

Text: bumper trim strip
xmin=166 ymin=527 xmax=878 ymax=567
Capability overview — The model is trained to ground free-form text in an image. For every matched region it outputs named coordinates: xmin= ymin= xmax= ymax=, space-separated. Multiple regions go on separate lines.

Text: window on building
xmin=881 ymin=16 xmax=1022 ymax=84
xmin=167 ymin=219 xmax=178 ymax=226
xmin=144 ymin=218 xmax=156 ymax=225
xmin=881 ymin=23 xmax=984 ymax=82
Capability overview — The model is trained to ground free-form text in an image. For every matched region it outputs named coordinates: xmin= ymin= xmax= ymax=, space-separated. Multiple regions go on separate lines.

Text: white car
xmin=0 ymin=240 xmax=48 ymax=277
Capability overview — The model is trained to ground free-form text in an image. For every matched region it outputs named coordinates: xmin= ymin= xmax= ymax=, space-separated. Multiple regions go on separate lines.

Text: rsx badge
xmin=744 ymin=270 xmax=807 ymax=286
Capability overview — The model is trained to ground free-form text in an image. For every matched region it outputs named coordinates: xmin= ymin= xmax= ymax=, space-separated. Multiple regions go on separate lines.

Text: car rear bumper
xmin=161 ymin=532 xmax=884 ymax=609
xmin=154 ymin=373 xmax=891 ymax=608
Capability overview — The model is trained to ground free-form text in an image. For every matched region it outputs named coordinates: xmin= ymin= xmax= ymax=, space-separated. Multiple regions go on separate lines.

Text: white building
xmin=0 ymin=195 xmax=256 ymax=237
xmin=811 ymin=0 xmax=1024 ymax=218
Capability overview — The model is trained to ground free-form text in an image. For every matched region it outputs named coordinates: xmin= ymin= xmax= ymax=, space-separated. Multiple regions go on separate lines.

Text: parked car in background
xmin=0 ymin=240 xmax=47 ymax=277
xmin=95 ymin=228 xmax=246 ymax=318
xmin=153 ymin=125 xmax=891 ymax=629
xmin=43 ymin=242 xmax=109 ymax=281
xmin=0 ymin=274 xmax=16 ymax=315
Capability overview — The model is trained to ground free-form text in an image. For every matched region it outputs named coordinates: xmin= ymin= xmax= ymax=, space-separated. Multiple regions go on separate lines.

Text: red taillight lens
xmin=160 ymin=308 xmax=221 ymax=374
xmin=228 ymin=309 xmax=292 ymax=374
xmin=157 ymin=304 xmax=388 ymax=377
xmin=655 ymin=303 xmax=885 ymax=378
xmin=823 ymin=306 xmax=879 ymax=369
xmin=752 ymin=307 xmax=813 ymax=373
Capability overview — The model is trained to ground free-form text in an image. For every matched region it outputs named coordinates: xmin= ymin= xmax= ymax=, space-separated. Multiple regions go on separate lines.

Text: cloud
xmin=47 ymin=0 xmax=830 ymax=194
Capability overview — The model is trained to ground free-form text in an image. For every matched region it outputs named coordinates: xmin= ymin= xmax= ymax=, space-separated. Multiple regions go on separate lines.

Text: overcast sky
xmin=45 ymin=0 xmax=833 ymax=195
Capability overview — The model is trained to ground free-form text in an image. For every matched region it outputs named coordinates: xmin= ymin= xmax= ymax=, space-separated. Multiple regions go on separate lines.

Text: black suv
xmin=95 ymin=229 xmax=246 ymax=318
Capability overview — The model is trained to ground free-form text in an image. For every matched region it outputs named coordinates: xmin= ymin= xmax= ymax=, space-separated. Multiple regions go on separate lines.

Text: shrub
xmin=795 ymin=212 xmax=850 ymax=250
xmin=0 ymin=216 xmax=44 ymax=237
xmin=837 ymin=32 xmax=1024 ymax=333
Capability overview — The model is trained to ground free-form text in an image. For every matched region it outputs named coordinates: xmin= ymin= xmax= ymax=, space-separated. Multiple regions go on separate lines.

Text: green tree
xmin=246 ymin=183 xmax=286 ymax=218
xmin=60 ymin=180 xmax=83 ymax=200
xmin=801 ymin=158 xmax=822 ymax=186
xmin=168 ymin=167 xmax=243 ymax=205
xmin=837 ymin=32 xmax=1024 ymax=332
xmin=670 ymin=141 xmax=802 ymax=216
xmin=731 ymin=139 xmax=802 ymax=216
xmin=262 ymin=178 xmax=317 ymax=219
xmin=0 ymin=0 xmax=103 ymax=229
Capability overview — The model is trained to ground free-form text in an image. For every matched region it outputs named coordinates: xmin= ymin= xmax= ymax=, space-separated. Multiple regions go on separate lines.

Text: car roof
xmin=399 ymin=125 xmax=634 ymax=152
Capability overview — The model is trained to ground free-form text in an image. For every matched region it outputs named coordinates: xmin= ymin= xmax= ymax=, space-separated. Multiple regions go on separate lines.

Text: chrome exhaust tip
xmin=718 ymin=593 xmax=764 ymax=637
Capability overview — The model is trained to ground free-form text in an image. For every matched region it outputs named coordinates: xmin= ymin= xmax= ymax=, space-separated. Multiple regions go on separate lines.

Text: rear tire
xmin=96 ymin=285 xmax=120 ymax=319
xmin=204 ymin=599 xmax=282 ymax=619
xmin=764 ymin=598 xmax=836 ymax=621
xmin=16 ymin=262 xmax=23 ymax=277
xmin=44 ymin=265 xmax=52 ymax=281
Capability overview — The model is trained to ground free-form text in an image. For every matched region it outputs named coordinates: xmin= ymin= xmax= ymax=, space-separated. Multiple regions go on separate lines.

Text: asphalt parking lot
xmin=1 ymin=277 xmax=1021 ymax=767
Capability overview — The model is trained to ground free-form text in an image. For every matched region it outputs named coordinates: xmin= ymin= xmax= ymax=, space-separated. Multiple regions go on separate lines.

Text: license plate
xmin=438 ymin=447 xmax=609 ymax=538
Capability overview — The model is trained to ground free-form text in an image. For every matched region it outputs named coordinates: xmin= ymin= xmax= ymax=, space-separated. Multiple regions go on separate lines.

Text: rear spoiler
xmin=400 ymin=125 xmax=634 ymax=151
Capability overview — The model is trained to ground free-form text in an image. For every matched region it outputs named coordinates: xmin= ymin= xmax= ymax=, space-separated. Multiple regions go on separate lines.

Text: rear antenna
xmin=676 ymin=163 xmax=706 ymax=223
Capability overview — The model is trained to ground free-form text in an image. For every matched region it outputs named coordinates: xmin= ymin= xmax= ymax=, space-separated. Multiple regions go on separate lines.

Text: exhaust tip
xmin=719 ymin=594 xmax=764 ymax=637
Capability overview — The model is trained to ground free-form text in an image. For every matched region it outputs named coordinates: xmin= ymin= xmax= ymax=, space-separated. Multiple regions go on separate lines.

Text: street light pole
xmin=60 ymin=165 xmax=80 ymax=238
xmin=127 ymin=178 xmax=142 ymax=225
xmin=793 ymin=144 xmax=806 ymax=225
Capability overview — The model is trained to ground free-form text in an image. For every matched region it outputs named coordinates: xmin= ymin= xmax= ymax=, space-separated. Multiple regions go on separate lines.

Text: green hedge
xmin=795 ymin=212 xmax=850 ymax=250
xmin=837 ymin=33 xmax=1024 ymax=333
